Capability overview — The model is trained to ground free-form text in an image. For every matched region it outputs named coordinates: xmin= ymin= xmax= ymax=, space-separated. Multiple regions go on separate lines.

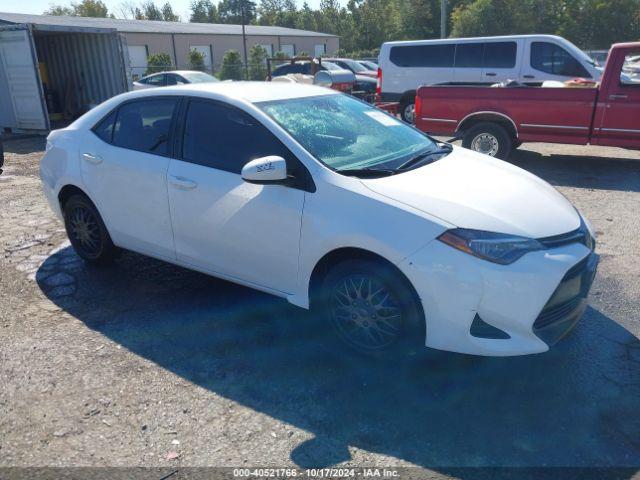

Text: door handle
xmin=609 ymin=94 xmax=627 ymax=100
xmin=82 ymin=152 xmax=103 ymax=165
xmin=485 ymin=72 xmax=497 ymax=76
xmin=523 ymin=74 xmax=535 ymax=79
xmin=169 ymin=175 xmax=197 ymax=190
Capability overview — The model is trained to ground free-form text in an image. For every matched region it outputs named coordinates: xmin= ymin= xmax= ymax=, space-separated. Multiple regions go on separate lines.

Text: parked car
xmin=378 ymin=35 xmax=603 ymax=123
xmin=415 ymin=42 xmax=640 ymax=159
xmin=357 ymin=60 xmax=379 ymax=71
xmin=133 ymin=70 xmax=219 ymax=90
xmin=41 ymin=81 xmax=597 ymax=357
xmin=272 ymin=60 xmax=377 ymax=98
xmin=325 ymin=58 xmax=378 ymax=79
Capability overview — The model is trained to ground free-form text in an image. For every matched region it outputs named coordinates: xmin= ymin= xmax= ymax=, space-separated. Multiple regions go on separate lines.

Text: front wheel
xmin=318 ymin=259 xmax=425 ymax=356
xmin=462 ymin=122 xmax=513 ymax=160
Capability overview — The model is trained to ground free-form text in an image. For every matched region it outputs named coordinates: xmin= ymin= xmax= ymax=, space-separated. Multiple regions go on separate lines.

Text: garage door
xmin=128 ymin=45 xmax=148 ymax=80
xmin=0 ymin=26 xmax=48 ymax=131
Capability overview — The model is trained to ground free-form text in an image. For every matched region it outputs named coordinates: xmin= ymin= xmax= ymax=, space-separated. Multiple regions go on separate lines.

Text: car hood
xmin=361 ymin=147 xmax=580 ymax=238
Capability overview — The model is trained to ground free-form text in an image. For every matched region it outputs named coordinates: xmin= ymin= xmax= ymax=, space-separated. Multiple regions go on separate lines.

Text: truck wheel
xmin=400 ymin=100 xmax=415 ymax=123
xmin=462 ymin=122 xmax=512 ymax=160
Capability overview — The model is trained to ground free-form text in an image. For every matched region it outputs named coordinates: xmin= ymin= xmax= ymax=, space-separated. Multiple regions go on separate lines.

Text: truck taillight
xmin=414 ymin=93 xmax=422 ymax=122
xmin=376 ymin=68 xmax=382 ymax=95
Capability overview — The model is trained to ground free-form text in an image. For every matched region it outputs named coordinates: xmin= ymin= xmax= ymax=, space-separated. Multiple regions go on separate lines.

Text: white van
xmin=377 ymin=35 xmax=602 ymax=122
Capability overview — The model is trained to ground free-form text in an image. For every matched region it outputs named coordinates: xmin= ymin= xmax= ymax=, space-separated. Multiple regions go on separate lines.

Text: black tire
xmin=462 ymin=122 xmax=513 ymax=160
xmin=317 ymin=259 xmax=425 ymax=357
xmin=399 ymin=99 xmax=415 ymax=124
xmin=63 ymin=194 xmax=117 ymax=264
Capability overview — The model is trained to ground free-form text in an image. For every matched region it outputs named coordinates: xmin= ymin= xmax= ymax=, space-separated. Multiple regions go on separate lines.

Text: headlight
xmin=438 ymin=229 xmax=544 ymax=265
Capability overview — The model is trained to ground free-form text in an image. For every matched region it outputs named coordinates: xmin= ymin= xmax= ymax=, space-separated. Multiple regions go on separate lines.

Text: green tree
xmin=45 ymin=0 xmax=111 ymax=17
xmin=74 ymin=0 xmax=110 ymax=16
xmin=140 ymin=0 xmax=163 ymax=19
xmin=188 ymin=49 xmax=207 ymax=70
xmin=219 ymin=49 xmax=244 ymax=80
xmin=146 ymin=52 xmax=173 ymax=75
xmin=189 ymin=0 xmax=219 ymax=22
xmin=294 ymin=2 xmax=317 ymax=31
xmin=45 ymin=4 xmax=74 ymax=15
xmin=218 ymin=0 xmax=256 ymax=24
xmin=248 ymin=44 xmax=268 ymax=79
xmin=161 ymin=2 xmax=180 ymax=20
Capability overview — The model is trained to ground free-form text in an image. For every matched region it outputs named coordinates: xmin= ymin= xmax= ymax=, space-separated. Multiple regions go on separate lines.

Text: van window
xmin=483 ymin=42 xmax=517 ymax=68
xmin=112 ymin=98 xmax=179 ymax=155
xmin=390 ymin=44 xmax=455 ymax=68
xmin=531 ymin=42 xmax=590 ymax=77
xmin=454 ymin=43 xmax=484 ymax=68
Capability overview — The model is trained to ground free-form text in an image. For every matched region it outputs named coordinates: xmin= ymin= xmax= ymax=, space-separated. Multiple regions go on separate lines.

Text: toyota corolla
xmin=40 ymin=82 xmax=598 ymax=356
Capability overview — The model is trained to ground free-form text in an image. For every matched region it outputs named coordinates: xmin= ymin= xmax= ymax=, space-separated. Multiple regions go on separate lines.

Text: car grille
xmin=533 ymin=253 xmax=598 ymax=343
xmin=538 ymin=222 xmax=594 ymax=250
xmin=535 ymin=296 xmax=583 ymax=329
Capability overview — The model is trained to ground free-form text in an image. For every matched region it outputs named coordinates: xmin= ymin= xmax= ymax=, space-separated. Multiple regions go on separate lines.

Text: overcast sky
xmin=0 ymin=0 xmax=330 ymax=24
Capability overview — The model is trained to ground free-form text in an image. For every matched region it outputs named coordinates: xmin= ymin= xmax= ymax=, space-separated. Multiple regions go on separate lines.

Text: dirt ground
xmin=1 ymin=137 xmax=639 ymax=477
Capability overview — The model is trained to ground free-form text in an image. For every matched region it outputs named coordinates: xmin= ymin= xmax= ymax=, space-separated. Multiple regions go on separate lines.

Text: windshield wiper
xmin=396 ymin=143 xmax=453 ymax=171
xmin=337 ymin=167 xmax=397 ymax=178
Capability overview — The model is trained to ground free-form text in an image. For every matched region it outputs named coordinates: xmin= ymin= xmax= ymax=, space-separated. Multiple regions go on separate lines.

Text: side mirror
xmin=241 ymin=155 xmax=288 ymax=184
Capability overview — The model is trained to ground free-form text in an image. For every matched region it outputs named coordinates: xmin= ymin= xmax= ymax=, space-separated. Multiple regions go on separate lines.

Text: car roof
xmin=142 ymin=70 xmax=210 ymax=78
xmin=382 ymin=34 xmax=568 ymax=47
xmin=127 ymin=81 xmax=337 ymax=103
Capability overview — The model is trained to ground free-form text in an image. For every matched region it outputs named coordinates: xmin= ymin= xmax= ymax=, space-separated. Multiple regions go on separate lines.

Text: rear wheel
xmin=462 ymin=122 xmax=513 ymax=160
xmin=63 ymin=194 xmax=117 ymax=264
xmin=400 ymin=100 xmax=415 ymax=123
xmin=318 ymin=259 xmax=425 ymax=356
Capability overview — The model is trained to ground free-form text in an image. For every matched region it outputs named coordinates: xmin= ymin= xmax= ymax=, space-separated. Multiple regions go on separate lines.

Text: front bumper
xmin=400 ymin=240 xmax=597 ymax=356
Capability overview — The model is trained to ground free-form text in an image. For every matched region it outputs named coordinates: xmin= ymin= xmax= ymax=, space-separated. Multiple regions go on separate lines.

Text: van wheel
xmin=318 ymin=259 xmax=425 ymax=357
xmin=63 ymin=194 xmax=117 ymax=264
xmin=462 ymin=122 xmax=512 ymax=160
xmin=400 ymin=100 xmax=415 ymax=123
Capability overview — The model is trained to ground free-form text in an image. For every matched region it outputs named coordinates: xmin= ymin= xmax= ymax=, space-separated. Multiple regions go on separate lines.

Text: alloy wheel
xmin=330 ymin=274 xmax=403 ymax=350
xmin=68 ymin=205 xmax=101 ymax=257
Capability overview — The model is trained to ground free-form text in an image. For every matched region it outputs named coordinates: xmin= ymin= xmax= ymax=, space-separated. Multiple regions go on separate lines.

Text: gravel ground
xmin=0 ymin=137 xmax=639 ymax=477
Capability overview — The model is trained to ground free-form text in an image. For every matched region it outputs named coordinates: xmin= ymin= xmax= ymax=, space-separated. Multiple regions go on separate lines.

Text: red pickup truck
xmin=415 ymin=42 xmax=640 ymax=159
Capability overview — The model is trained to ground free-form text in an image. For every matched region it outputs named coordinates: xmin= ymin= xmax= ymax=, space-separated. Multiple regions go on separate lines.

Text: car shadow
xmin=1 ymin=136 xmax=47 ymax=155
xmin=508 ymin=149 xmax=640 ymax=193
xmin=37 ymin=247 xmax=640 ymax=476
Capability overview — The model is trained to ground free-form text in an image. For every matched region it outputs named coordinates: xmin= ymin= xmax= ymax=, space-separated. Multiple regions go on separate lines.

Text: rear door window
xmin=454 ymin=43 xmax=484 ymax=68
xmin=390 ymin=44 xmax=455 ymax=67
xmin=483 ymin=42 xmax=517 ymax=68
xmin=530 ymin=42 xmax=590 ymax=77
xmin=112 ymin=97 xmax=180 ymax=155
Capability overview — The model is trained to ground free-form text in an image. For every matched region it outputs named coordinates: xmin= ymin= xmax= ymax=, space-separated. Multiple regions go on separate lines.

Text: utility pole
xmin=440 ymin=0 xmax=446 ymax=38
xmin=240 ymin=0 xmax=249 ymax=78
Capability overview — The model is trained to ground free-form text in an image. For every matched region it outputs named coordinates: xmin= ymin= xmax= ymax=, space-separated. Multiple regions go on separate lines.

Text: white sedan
xmin=40 ymin=82 xmax=598 ymax=356
xmin=133 ymin=70 xmax=219 ymax=90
